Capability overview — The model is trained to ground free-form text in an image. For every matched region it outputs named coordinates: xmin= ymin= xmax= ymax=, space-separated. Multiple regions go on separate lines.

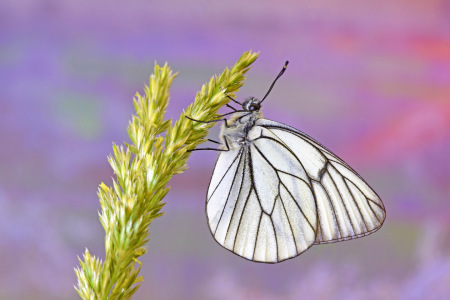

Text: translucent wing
xmin=207 ymin=136 xmax=318 ymax=263
xmin=253 ymin=119 xmax=386 ymax=245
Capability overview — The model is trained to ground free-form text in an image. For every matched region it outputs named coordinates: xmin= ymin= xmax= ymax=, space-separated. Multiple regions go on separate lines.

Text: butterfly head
xmin=242 ymin=97 xmax=261 ymax=112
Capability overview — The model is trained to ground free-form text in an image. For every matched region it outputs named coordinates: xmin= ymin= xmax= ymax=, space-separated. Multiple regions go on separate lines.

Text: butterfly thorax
xmin=219 ymin=110 xmax=262 ymax=149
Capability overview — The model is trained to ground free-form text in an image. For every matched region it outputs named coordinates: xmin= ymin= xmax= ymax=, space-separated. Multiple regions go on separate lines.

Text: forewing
xmin=206 ymin=142 xmax=317 ymax=263
xmin=253 ymin=119 xmax=386 ymax=244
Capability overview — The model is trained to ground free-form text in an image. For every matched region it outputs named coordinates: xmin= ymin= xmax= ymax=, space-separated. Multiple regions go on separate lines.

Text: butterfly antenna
xmin=260 ymin=60 xmax=289 ymax=104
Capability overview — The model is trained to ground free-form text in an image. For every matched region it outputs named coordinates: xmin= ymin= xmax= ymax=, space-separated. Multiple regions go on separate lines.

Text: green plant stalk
xmin=74 ymin=50 xmax=259 ymax=299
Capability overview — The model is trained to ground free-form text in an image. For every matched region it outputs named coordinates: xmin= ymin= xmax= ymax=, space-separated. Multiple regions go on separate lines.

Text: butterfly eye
xmin=249 ymin=103 xmax=259 ymax=111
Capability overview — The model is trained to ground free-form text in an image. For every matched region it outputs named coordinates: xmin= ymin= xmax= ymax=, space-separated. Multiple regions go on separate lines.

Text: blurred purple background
xmin=1 ymin=1 xmax=450 ymax=299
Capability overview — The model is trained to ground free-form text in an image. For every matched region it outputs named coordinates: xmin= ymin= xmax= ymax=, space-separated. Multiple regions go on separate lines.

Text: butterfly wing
xmin=206 ymin=118 xmax=386 ymax=263
xmin=253 ymin=119 xmax=386 ymax=245
xmin=207 ymin=136 xmax=318 ymax=263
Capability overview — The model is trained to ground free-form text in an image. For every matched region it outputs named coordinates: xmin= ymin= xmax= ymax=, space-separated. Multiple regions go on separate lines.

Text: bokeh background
xmin=1 ymin=0 xmax=450 ymax=299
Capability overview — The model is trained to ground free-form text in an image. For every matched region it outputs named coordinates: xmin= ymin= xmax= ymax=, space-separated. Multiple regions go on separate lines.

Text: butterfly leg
xmin=226 ymin=104 xmax=238 ymax=111
xmin=225 ymin=94 xmax=242 ymax=106
xmin=188 ymin=137 xmax=231 ymax=152
xmin=185 ymin=115 xmax=231 ymax=127
xmin=185 ymin=115 xmax=232 ymax=152
xmin=188 ymin=110 xmax=246 ymax=123
xmin=207 ymin=139 xmax=222 ymax=144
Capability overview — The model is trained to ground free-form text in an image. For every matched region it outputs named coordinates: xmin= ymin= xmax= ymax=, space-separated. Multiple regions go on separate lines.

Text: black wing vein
xmin=214 ymin=149 xmax=246 ymax=235
xmin=258 ymin=120 xmax=385 ymax=245
xmin=208 ymin=148 xmax=243 ymax=201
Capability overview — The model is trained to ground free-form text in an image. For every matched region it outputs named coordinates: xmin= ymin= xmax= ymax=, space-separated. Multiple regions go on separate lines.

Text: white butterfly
xmin=190 ymin=61 xmax=386 ymax=263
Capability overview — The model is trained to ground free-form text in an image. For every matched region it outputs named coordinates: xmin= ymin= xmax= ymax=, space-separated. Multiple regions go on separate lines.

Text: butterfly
xmin=188 ymin=61 xmax=386 ymax=263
